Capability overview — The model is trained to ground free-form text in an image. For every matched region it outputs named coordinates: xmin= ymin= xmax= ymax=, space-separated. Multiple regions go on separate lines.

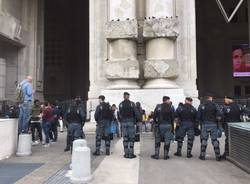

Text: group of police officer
xmin=92 ymin=92 xmax=247 ymax=161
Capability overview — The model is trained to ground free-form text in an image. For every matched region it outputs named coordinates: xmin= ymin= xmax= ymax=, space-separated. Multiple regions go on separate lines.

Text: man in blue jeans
xmin=18 ymin=76 xmax=33 ymax=134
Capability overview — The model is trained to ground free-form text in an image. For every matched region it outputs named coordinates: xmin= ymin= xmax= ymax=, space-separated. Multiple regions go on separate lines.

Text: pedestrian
xmin=93 ymin=95 xmax=113 ymax=156
xmin=49 ymin=103 xmax=61 ymax=142
xmin=221 ymin=96 xmax=247 ymax=159
xmin=111 ymin=104 xmax=120 ymax=138
xmin=17 ymin=76 xmax=33 ymax=134
xmin=197 ymin=94 xmax=222 ymax=161
xmin=42 ymin=101 xmax=54 ymax=147
xmin=174 ymin=97 xmax=197 ymax=158
xmin=151 ymin=96 xmax=175 ymax=160
xmin=64 ymin=99 xmax=85 ymax=152
xmin=30 ymin=99 xmax=43 ymax=145
xmin=119 ymin=92 xmax=140 ymax=159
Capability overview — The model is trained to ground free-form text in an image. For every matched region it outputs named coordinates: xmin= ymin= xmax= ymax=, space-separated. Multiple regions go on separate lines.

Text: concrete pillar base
xmin=16 ymin=134 xmax=32 ymax=157
xmin=108 ymin=80 xmax=140 ymax=89
xmin=143 ymin=79 xmax=179 ymax=89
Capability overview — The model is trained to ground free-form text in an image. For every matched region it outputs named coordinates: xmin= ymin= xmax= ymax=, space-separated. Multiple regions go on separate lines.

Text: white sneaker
xmin=32 ymin=142 xmax=37 ymax=146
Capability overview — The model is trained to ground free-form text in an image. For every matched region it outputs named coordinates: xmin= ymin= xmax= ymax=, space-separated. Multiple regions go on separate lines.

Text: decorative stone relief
xmin=105 ymin=20 xmax=138 ymax=40
xmin=105 ymin=59 xmax=139 ymax=79
xmin=0 ymin=12 xmax=22 ymax=40
xmin=143 ymin=18 xmax=179 ymax=39
xmin=144 ymin=59 xmax=178 ymax=79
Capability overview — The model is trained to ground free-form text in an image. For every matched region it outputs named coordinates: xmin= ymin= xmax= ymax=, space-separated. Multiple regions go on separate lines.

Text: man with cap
xmin=93 ymin=95 xmax=113 ymax=156
xmin=222 ymin=96 xmax=247 ymax=159
xmin=175 ymin=97 xmax=197 ymax=158
xmin=119 ymin=92 xmax=140 ymax=159
xmin=197 ymin=93 xmax=222 ymax=161
xmin=151 ymin=96 xmax=175 ymax=160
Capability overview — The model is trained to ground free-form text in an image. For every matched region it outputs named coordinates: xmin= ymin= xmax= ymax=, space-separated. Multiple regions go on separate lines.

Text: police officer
xmin=64 ymin=99 xmax=85 ymax=152
xmin=119 ymin=92 xmax=140 ymax=159
xmin=175 ymin=97 xmax=197 ymax=158
xmin=222 ymin=96 xmax=246 ymax=159
xmin=197 ymin=94 xmax=222 ymax=161
xmin=151 ymin=96 xmax=175 ymax=160
xmin=93 ymin=95 xmax=113 ymax=156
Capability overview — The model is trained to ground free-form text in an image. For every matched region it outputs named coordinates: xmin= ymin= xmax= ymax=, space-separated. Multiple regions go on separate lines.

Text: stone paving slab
xmin=139 ymin=133 xmax=250 ymax=184
xmin=0 ymin=163 xmax=43 ymax=184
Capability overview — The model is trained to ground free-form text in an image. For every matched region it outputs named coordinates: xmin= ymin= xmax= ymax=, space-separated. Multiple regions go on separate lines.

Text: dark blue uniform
xmin=175 ymin=103 xmax=197 ymax=157
xmin=119 ymin=100 xmax=140 ymax=158
xmin=222 ymin=102 xmax=246 ymax=158
xmin=94 ymin=102 xmax=112 ymax=155
xmin=197 ymin=100 xmax=222 ymax=160
xmin=152 ymin=103 xmax=175 ymax=160
xmin=65 ymin=104 xmax=85 ymax=152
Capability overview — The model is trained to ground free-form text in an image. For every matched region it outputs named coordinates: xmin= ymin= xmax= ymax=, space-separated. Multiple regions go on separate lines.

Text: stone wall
xmin=0 ymin=0 xmax=41 ymax=101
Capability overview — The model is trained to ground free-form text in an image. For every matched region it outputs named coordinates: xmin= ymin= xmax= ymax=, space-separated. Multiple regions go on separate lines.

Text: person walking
xmin=42 ymin=102 xmax=54 ymax=147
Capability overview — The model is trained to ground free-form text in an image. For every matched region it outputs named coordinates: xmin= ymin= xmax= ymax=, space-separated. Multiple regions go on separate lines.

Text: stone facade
xmin=0 ymin=0 xmax=199 ymax=114
xmin=89 ymin=0 xmax=199 ymax=111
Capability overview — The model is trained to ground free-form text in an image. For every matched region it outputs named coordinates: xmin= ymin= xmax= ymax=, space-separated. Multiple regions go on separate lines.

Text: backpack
xmin=15 ymin=83 xmax=24 ymax=103
xmin=99 ymin=103 xmax=113 ymax=120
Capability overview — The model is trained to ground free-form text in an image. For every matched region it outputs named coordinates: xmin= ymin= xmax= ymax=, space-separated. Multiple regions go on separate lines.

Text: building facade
xmin=0 ymin=0 xmax=250 ymax=113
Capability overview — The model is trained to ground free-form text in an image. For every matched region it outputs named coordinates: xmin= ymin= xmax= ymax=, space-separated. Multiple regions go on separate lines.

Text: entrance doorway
xmin=44 ymin=0 xmax=89 ymax=102
xmin=196 ymin=0 xmax=250 ymax=98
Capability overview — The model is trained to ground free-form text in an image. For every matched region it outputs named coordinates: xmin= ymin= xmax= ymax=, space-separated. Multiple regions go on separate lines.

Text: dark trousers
xmin=42 ymin=122 xmax=51 ymax=144
xmin=200 ymin=123 xmax=220 ymax=158
xmin=30 ymin=122 xmax=43 ymax=142
xmin=66 ymin=123 xmax=84 ymax=149
xmin=50 ymin=120 xmax=58 ymax=141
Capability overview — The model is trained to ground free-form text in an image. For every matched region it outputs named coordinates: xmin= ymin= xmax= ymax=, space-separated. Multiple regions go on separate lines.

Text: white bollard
xmin=16 ymin=134 xmax=32 ymax=156
xmin=73 ymin=139 xmax=87 ymax=150
xmin=71 ymin=146 xmax=92 ymax=184
xmin=70 ymin=139 xmax=87 ymax=169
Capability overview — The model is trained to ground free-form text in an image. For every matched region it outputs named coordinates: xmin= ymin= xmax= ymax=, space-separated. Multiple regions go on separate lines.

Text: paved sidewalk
xmin=0 ymin=123 xmax=249 ymax=184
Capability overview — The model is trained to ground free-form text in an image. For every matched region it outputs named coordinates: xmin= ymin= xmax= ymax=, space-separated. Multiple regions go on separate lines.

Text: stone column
xmin=105 ymin=0 xmax=140 ymax=89
xmin=0 ymin=58 xmax=6 ymax=100
xmin=143 ymin=0 xmax=179 ymax=88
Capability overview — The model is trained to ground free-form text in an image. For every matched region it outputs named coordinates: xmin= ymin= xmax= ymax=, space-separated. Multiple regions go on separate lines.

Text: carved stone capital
xmin=105 ymin=59 xmax=139 ymax=79
xmin=105 ymin=20 xmax=138 ymax=40
xmin=144 ymin=59 xmax=178 ymax=79
xmin=143 ymin=18 xmax=179 ymax=40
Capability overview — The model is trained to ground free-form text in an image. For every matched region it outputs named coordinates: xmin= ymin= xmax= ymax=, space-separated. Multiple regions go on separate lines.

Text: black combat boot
xmin=106 ymin=148 xmax=110 ymax=156
xmin=199 ymin=155 xmax=205 ymax=160
xmin=128 ymin=142 xmax=136 ymax=159
xmin=123 ymin=141 xmax=129 ymax=158
xmin=174 ymin=141 xmax=182 ymax=157
xmin=93 ymin=150 xmax=100 ymax=156
xmin=216 ymin=156 xmax=221 ymax=161
xmin=187 ymin=152 xmax=193 ymax=158
xmin=151 ymin=143 xmax=160 ymax=160
xmin=164 ymin=144 xmax=170 ymax=160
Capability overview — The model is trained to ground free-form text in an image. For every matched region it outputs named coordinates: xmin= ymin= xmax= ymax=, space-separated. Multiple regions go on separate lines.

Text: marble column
xmin=105 ymin=0 xmax=140 ymax=89
xmin=143 ymin=0 xmax=179 ymax=89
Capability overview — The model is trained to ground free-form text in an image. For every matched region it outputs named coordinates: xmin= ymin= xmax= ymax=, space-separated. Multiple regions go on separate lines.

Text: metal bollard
xmin=71 ymin=145 xmax=92 ymax=183
xmin=16 ymin=134 xmax=32 ymax=156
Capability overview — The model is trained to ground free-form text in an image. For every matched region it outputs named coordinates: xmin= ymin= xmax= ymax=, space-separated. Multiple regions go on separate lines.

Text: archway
xmin=44 ymin=0 xmax=89 ymax=102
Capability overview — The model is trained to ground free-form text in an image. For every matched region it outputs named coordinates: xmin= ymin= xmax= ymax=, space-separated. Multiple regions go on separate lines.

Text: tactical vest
xmin=159 ymin=103 xmax=174 ymax=123
xmin=119 ymin=100 xmax=135 ymax=119
xmin=178 ymin=104 xmax=196 ymax=122
xmin=200 ymin=102 xmax=218 ymax=122
xmin=224 ymin=103 xmax=242 ymax=122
